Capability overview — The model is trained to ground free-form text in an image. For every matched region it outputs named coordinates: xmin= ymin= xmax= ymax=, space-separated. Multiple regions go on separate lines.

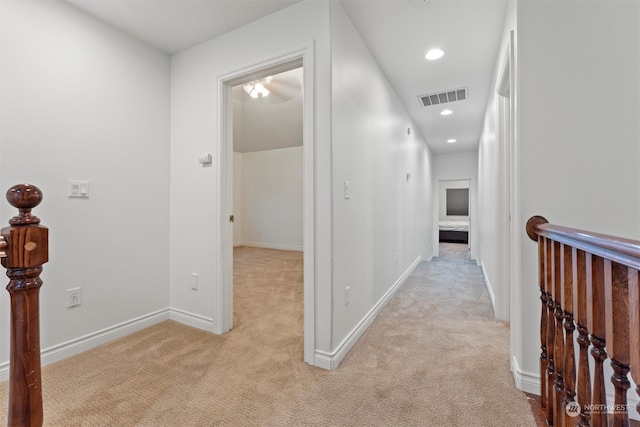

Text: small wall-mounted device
xmin=199 ymin=153 xmax=212 ymax=166
xmin=68 ymin=180 xmax=90 ymax=198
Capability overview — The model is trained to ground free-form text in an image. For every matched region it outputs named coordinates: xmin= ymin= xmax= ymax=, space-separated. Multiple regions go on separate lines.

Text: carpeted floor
xmin=0 ymin=244 xmax=534 ymax=426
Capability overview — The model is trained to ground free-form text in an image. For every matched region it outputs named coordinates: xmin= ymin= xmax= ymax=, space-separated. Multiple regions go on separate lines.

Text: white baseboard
xmin=169 ymin=308 xmax=215 ymax=332
xmin=314 ymin=255 xmax=423 ymax=370
xmin=480 ymin=260 xmax=497 ymax=315
xmin=0 ymin=308 xmax=170 ymax=382
xmin=511 ymin=354 xmax=541 ymax=395
xmin=234 ymin=241 xmax=303 ymax=252
xmin=0 ymin=308 xmax=216 ymax=383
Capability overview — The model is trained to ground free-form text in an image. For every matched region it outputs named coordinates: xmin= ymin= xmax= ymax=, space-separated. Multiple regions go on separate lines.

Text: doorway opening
xmin=216 ymin=47 xmax=315 ymax=365
xmin=231 ymin=66 xmax=304 ymax=354
xmin=438 ymin=179 xmax=471 ymax=259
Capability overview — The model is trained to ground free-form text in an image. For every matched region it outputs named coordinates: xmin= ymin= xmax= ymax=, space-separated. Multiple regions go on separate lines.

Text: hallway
xmin=0 ymin=245 xmax=534 ymax=425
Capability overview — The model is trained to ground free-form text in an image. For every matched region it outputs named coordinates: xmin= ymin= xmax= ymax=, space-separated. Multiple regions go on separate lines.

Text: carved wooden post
xmin=575 ymin=249 xmax=591 ymax=427
xmin=540 ymin=241 xmax=549 ymax=415
xmin=0 ymin=184 xmax=48 ymax=427
xmin=588 ymin=254 xmax=608 ymax=427
xmin=527 ymin=216 xmax=551 ymax=420
xmin=629 ymin=268 xmax=640 ymax=417
xmin=605 ymin=261 xmax=630 ymax=427
xmin=546 ymin=237 xmax=557 ymax=424
xmin=562 ymin=244 xmax=577 ymax=427
xmin=553 ymin=241 xmax=565 ymax=425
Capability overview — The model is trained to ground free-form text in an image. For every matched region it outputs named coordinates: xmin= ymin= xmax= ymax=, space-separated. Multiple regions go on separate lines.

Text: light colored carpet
xmin=0 ymin=244 xmax=535 ymax=426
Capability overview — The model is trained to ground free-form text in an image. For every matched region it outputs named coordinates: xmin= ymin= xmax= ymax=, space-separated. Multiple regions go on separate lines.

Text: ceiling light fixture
xmin=243 ymin=76 xmax=273 ymax=99
xmin=425 ymin=48 xmax=444 ymax=60
xmin=440 ymin=109 xmax=453 ymax=116
xmin=447 ymin=139 xmax=457 ymax=143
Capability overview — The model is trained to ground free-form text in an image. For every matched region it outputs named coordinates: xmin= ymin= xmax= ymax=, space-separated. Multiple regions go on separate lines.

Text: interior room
xmin=438 ymin=179 xmax=471 ymax=248
xmin=231 ymin=67 xmax=305 ymax=355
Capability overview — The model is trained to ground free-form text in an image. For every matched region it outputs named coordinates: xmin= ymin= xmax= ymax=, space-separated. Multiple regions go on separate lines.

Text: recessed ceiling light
xmin=440 ymin=109 xmax=453 ymax=116
xmin=425 ymin=49 xmax=444 ymax=60
xmin=447 ymin=139 xmax=456 ymax=143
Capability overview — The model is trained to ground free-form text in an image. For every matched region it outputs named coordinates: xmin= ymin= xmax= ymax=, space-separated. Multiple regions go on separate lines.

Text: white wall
xmin=172 ymin=0 xmax=435 ymax=367
xmin=233 ymin=152 xmax=243 ymax=244
xmin=0 ymin=0 xmax=448 ymax=376
xmin=330 ymin=3 xmax=434 ymax=358
xmin=0 ymin=0 xmax=436 ymax=375
xmin=507 ymin=0 xmax=640 ymax=398
xmin=476 ymin=0 xmax=515 ymax=323
xmin=433 ymin=152 xmax=478 ymax=259
xmin=234 ymin=147 xmax=303 ymax=251
xmin=170 ymin=0 xmax=333 ymax=351
xmin=0 ymin=0 xmax=170 ymax=373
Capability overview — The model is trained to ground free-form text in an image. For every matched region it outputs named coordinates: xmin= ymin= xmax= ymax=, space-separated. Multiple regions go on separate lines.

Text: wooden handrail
xmin=527 ymin=215 xmax=640 ymax=270
xmin=0 ymin=184 xmax=48 ymax=427
xmin=527 ymin=215 xmax=638 ymax=427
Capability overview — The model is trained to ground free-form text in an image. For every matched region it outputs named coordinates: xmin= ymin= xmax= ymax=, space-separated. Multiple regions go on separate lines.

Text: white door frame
xmin=215 ymin=43 xmax=315 ymax=364
xmin=495 ymin=30 xmax=515 ymax=321
xmin=434 ymin=178 xmax=475 ymax=259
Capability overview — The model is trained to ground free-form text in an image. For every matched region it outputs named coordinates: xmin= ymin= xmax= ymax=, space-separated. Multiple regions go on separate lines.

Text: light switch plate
xmin=68 ymin=180 xmax=90 ymax=198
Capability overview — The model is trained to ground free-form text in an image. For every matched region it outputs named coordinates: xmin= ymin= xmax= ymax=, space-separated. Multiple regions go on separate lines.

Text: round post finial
xmin=6 ymin=184 xmax=43 ymax=225
xmin=526 ymin=215 xmax=548 ymax=241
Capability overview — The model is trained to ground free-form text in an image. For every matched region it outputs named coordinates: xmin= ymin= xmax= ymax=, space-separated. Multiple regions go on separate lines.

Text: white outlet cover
xmin=67 ymin=287 xmax=82 ymax=308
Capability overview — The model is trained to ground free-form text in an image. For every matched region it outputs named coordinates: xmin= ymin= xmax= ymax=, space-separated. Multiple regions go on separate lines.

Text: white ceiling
xmin=63 ymin=0 xmax=508 ymax=155
xmin=64 ymin=0 xmax=301 ymax=54
xmin=233 ymin=68 xmax=303 ymax=153
xmin=340 ymin=0 xmax=507 ymax=154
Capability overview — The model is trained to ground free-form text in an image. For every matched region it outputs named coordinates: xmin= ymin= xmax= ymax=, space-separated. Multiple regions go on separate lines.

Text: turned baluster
xmin=604 ymin=261 xmax=630 ymax=427
xmin=539 ymin=235 xmax=549 ymax=414
xmin=574 ymin=249 xmax=591 ymax=427
xmin=587 ymin=255 xmax=608 ymax=427
xmin=553 ymin=241 xmax=566 ymax=426
xmin=527 ymin=216 xmax=554 ymax=423
xmin=562 ymin=245 xmax=577 ymax=427
xmin=546 ymin=237 xmax=557 ymax=424
xmin=628 ymin=268 xmax=640 ymax=418
xmin=526 ymin=216 xmax=640 ymax=426
xmin=0 ymin=184 xmax=48 ymax=427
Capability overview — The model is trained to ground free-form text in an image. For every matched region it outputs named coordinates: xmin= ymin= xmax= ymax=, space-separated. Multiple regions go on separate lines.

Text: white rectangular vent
xmin=419 ymin=87 xmax=468 ymax=107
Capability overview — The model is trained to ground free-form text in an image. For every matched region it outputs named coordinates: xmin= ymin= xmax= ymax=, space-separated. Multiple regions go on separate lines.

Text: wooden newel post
xmin=0 ymin=184 xmax=48 ymax=427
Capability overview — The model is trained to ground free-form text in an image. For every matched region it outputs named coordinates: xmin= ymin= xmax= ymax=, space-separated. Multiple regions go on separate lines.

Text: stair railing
xmin=0 ymin=184 xmax=48 ymax=427
xmin=527 ymin=216 xmax=639 ymax=427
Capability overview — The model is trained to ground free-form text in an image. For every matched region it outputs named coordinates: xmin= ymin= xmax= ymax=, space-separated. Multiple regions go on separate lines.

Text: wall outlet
xmin=67 ymin=287 xmax=81 ymax=308
xmin=345 ymin=286 xmax=351 ymax=306
xmin=191 ymin=273 xmax=198 ymax=290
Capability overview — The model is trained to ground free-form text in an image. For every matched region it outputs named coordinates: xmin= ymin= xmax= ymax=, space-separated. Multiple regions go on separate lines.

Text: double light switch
xmin=68 ymin=180 xmax=90 ymax=198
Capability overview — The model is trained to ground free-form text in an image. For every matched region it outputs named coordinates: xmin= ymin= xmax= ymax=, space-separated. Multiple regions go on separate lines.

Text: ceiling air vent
xmin=419 ymin=87 xmax=468 ymax=107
